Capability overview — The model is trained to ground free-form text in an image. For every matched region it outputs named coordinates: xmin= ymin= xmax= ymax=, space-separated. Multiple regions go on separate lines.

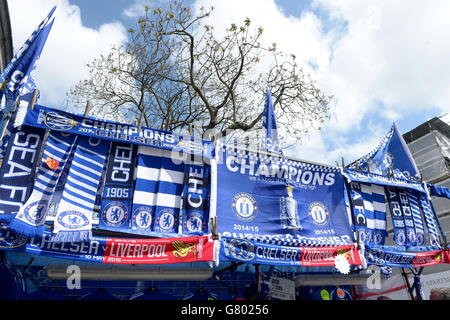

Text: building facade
xmin=404 ymin=114 xmax=450 ymax=277
xmin=0 ymin=0 xmax=13 ymax=72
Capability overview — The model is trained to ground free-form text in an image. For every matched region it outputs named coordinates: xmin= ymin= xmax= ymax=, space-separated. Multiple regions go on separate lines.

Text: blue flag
xmin=350 ymin=122 xmax=420 ymax=180
xmin=0 ymin=4 xmax=57 ymax=106
xmin=262 ymin=86 xmax=282 ymax=154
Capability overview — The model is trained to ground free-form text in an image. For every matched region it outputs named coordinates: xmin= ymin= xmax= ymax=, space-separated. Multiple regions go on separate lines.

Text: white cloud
xmin=9 ymin=0 xmax=449 ymax=166
xmin=314 ymin=0 xmax=450 ymax=126
xmin=190 ymin=0 xmax=450 ymax=165
xmin=8 ymin=0 xmax=128 ymax=109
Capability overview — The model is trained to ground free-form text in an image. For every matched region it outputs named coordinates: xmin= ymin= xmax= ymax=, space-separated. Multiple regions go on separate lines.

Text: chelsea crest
xmin=232 ymin=192 xmax=258 ymax=222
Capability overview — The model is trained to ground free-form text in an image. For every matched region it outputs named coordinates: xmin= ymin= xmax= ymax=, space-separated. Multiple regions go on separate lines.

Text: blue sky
xmin=6 ymin=0 xmax=450 ymax=166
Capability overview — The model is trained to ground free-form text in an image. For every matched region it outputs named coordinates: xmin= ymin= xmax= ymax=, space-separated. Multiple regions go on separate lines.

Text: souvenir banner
xmin=0 ymin=5 xmax=56 ymax=98
xmin=220 ymin=237 xmax=361 ymax=267
xmin=8 ymin=131 xmax=77 ymax=237
xmin=0 ymin=228 xmax=215 ymax=265
xmin=14 ymin=103 xmax=213 ymax=158
xmin=216 ymin=146 xmax=354 ymax=247
xmin=0 ymin=125 xmax=45 ymax=223
xmin=52 ymin=136 xmax=109 ymax=242
xmin=102 ymin=236 xmax=214 ymax=264
xmin=349 ymin=123 xmax=420 ymax=180
xmin=98 ymin=142 xmax=137 ymax=233
xmin=343 ymin=168 xmax=425 ymax=193
xmin=181 ymin=154 xmax=210 ymax=235
xmin=365 ymin=245 xmax=445 ymax=268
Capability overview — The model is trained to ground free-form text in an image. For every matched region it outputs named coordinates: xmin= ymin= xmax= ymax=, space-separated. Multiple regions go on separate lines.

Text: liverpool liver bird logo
xmin=171 ymin=241 xmax=197 ymax=258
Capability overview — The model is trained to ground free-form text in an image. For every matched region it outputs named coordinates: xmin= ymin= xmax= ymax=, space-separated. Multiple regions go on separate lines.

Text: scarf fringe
xmin=7 ymin=218 xmax=44 ymax=237
xmin=50 ymin=230 xmax=91 ymax=243
xmin=0 ymin=215 xmax=16 ymax=225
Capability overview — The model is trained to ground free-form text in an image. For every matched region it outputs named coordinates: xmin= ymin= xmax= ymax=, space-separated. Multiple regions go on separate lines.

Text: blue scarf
xmin=51 ymin=136 xmax=109 ymax=242
xmin=98 ymin=142 xmax=136 ymax=233
xmin=181 ymin=154 xmax=210 ymax=235
xmin=0 ymin=125 xmax=45 ymax=224
xmin=8 ymin=131 xmax=76 ymax=236
xmin=396 ymin=188 xmax=418 ymax=246
xmin=385 ymin=186 xmax=407 ymax=245
xmin=347 ymin=182 xmax=373 ymax=244
xmin=405 ymin=189 xmax=425 ymax=246
xmin=131 ymin=146 xmax=184 ymax=236
xmin=418 ymin=192 xmax=440 ymax=246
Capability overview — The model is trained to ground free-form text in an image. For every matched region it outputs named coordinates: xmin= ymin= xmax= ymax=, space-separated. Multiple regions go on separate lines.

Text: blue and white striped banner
xmin=370 ymin=184 xmax=387 ymax=245
xmin=8 ymin=131 xmax=76 ymax=237
xmin=418 ymin=192 xmax=441 ymax=247
xmin=131 ymin=146 xmax=184 ymax=236
xmin=51 ymin=136 xmax=109 ymax=242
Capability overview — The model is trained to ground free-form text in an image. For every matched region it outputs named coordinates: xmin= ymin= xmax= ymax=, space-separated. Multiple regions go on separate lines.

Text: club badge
xmin=101 ymin=201 xmax=129 ymax=227
xmin=232 ymin=192 xmax=258 ymax=222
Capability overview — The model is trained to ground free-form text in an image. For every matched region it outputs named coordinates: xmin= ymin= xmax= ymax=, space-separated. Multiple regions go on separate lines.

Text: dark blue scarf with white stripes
xmin=8 ymin=131 xmax=76 ymax=236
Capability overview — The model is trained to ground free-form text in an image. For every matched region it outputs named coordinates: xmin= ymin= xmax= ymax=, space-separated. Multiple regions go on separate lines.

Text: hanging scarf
xmin=0 ymin=125 xmax=45 ymax=224
xmin=418 ymin=192 xmax=441 ymax=247
xmin=98 ymin=142 xmax=136 ymax=233
xmin=396 ymin=188 xmax=418 ymax=246
xmin=347 ymin=182 xmax=373 ymax=244
xmin=385 ymin=186 xmax=407 ymax=246
xmin=131 ymin=146 xmax=184 ymax=236
xmin=181 ymin=154 xmax=210 ymax=235
xmin=370 ymin=184 xmax=387 ymax=245
xmin=51 ymin=136 xmax=109 ymax=242
xmin=8 ymin=131 xmax=76 ymax=236
xmin=405 ymin=189 xmax=426 ymax=246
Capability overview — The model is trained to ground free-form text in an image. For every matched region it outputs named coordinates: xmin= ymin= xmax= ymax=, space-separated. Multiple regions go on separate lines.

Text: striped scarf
xmin=131 ymin=146 xmax=184 ymax=236
xmin=51 ymin=136 xmax=109 ymax=242
xmin=8 ymin=131 xmax=76 ymax=236
xmin=418 ymin=192 xmax=441 ymax=246
xmin=405 ymin=189 xmax=426 ymax=246
xmin=370 ymin=184 xmax=387 ymax=245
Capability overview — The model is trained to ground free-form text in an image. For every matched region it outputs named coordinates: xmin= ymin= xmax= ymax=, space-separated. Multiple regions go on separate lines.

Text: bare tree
xmin=68 ymin=1 xmax=332 ymax=142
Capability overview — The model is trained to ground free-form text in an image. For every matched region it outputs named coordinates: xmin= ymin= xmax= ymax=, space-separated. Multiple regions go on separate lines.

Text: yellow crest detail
xmin=433 ymin=252 xmax=442 ymax=262
xmin=172 ymin=241 xmax=197 ymax=258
